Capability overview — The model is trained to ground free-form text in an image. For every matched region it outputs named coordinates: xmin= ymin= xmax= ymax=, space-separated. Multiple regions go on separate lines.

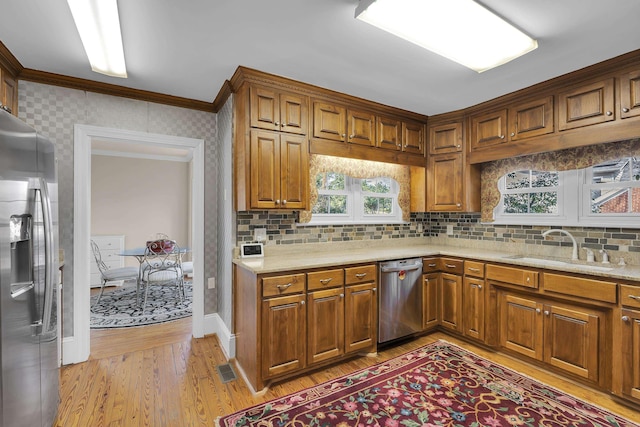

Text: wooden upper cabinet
xmin=620 ymin=70 xmax=640 ymax=119
xmin=279 ymin=133 xmax=308 ymax=210
xmin=347 ymin=108 xmax=376 ymax=146
xmin=429 ymin=121 xmax=462 ymax=155
xmin=250 ymin=85 xmax=308 ymax=135
xmin=508 ymin=96 xmax=554 ymax=140
xmin=558 ymin=78 xmax=615 ymax=130
xmin=427 ymin=152 xmax=463 ymax=211
xmin=402 ymin=120 xmax=425 ymax=155
xmin=313 ymin=101 xmax=346 ymax=142
xmin=470 ymin=109 xmax=507 ymax=151
xmin=0 ymin=66 xmax=17 ymax=116
xmin=376 ymin=115 xmax=402 ymax=151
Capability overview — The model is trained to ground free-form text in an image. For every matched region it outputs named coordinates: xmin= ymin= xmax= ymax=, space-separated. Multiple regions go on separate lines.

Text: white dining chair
xmin=139 ymin=239 xmax=185 ymax=313
xmin=90 ymin=240 xmax=140 ymax=307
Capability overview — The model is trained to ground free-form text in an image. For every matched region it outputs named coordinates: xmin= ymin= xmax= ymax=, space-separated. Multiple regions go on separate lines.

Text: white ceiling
xmin=2 ymin=0 xmax=640 ymax=116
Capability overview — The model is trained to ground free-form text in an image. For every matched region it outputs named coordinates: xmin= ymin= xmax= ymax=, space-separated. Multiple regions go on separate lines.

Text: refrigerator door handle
xmin=37 ymin=178 xmax=55 ymax=335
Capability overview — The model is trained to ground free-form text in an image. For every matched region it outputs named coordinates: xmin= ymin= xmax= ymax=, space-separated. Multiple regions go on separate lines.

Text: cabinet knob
xmin=340 ymin=293 xmax=344 ymax=298
xmin=535 ymin=308 xmax=541 ymax=314
xmin=349 ymin=134 xmax=354 ymax=139
xmin=622 ymin=107 xmax=630 ymax=113
xmin=456 ymin=144 xmax=461 ymax=149
xmin=478 ymin=284 xmax=482 ymax=289
xmin=526 ymin=277 xmax=530 ymax=282
xmin=282 ymin=199 xmax=287 ymax=205
xmin=275 ymin=199 xmax=280 ymax=205
xmin=510 ymin=132 xmax=515 ymax=137
xmin=622 ymin=315 xmax=630 ymax=322
xmin=606 ymin=111 xmax=613 ymax=116
xmin=275 ymin=121 xmax=280 ymax=126
xmin=544 ymin=310 xmax=550 ymax=316
xmin=300 ymin=300 xmax=305 ymax=305
xmin=456 ymin=203 xmax=461 ymax=208
xmin=372 ymin=287 xmax=377 ymax=292
xmin=499 ymin=135 xmax=505 ymax=139
xmin=341 ymin=134 xmax=346 ymax=138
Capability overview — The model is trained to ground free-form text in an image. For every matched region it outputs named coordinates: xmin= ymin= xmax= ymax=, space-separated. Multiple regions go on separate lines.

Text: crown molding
xmin=0 ymin=41 xmax=24 ymax=76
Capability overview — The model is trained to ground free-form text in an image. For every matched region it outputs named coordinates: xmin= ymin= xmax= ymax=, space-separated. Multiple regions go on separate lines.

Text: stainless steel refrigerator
xmin=0 ymin=109 xmax=59 ymax=426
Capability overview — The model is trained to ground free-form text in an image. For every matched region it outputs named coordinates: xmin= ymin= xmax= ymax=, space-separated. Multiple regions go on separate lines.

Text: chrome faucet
xmin=541 ymin=229 xmax=579 ymax=260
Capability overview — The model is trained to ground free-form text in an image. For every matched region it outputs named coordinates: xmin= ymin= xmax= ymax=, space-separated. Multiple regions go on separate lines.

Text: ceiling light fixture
xmin=67 ymin=0 xmax=127 ymax=78
xmin=355 ymin=0 xmax=538 ymax=73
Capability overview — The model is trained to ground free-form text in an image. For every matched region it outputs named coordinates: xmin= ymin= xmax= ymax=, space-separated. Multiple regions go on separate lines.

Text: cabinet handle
xmin=276 ymin=283 xmax=292 ymax=290
xmin=428 ymin=263 xmax=437 ymax=267
xmin=341 ymin=133 xmax=346 ymax=138
xmin=319 ymin=278 xmax=333 ymax=285
xmin=478 ymin=284 xmax=482 ymax=289
xmin=349 ymin=134 xmax=354 ymax=139
xmin=622 ymin=107 xmax=630 ymax=113
xmin=544 ymin=310 xmax=550 ymax=316
xmin=628 ymin=295 xmax=640 ymax=300
xmin=282 ymin=199 xmax=287 ymax=205
xmin=535 ymin=308 xmax=541 ymax=314
xmin=467 ymin=267 xmax=480 ymax=272
xmin=526 ymin=277 xmax=530 ymax=282
xmin=355 ymin=273 xmax=367 ymax=279
xmin=622 ymin=315 xmax=630 ymax=322
xmin=424 ymin=278 xmax=429 ymax=283
xmin=275 ymin=121 xmax=280 ymax=126
xmin=445 ymin=264 xmax=456 ymax=268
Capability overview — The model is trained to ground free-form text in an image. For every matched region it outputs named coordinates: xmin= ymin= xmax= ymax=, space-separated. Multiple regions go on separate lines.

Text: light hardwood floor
xmin=55 ymin=317 xmax=640 ymax=426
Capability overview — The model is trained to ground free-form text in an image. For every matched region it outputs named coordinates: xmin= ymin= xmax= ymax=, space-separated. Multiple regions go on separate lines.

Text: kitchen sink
xmin=502 ymin=255 xmax=615 ymax=272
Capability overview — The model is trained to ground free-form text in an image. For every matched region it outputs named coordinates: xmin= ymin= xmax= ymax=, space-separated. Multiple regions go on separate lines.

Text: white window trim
xmin=308 ymin=176 xmax=405 ymax=225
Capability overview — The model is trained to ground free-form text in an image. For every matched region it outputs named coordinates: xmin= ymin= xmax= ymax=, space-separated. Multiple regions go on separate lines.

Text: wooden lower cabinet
xmin=440 ymin=272 xmax=462 ymax=333
xmin=620 ymin=309 xmax=640 ymax=403
xmin=345 ymin=282 xmax=377 ymax=353
xmin=499 ymin=291 xmax=602 ymax=383
xmin=422 ymin=273 xmax=439 ymax=330
xmin=307 ymin=287 xmax=344 ymax=365
xmin=463 ymin=276 xmax=485 ymax=341
xmin=261 ymin=293 xmax=306 ymax=379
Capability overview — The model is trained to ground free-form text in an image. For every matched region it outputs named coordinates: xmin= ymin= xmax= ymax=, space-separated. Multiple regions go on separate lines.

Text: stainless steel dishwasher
xmin=378 ymin=258 xmax=423 ymax=343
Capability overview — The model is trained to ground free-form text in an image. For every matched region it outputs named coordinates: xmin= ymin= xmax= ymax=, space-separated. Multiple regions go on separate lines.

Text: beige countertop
xmin=233 ymin=240 xmax=640 ymax=282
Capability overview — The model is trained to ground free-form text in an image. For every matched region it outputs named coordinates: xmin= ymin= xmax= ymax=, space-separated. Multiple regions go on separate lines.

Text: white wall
xmin=91 ymin=155 xmax=190 ymax=267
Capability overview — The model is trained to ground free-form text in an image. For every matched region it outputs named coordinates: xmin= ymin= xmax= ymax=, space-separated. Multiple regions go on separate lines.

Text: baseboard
xmin=62 ymin=336 xmax=87 ymax=365
xmin=204 ymin=313 xmax=236 ymax=360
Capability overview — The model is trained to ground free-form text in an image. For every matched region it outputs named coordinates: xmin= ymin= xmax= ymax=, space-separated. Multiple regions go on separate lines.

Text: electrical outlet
xmin=208 ymin=277 xmax=216 ymax=289
xmin=447 ymin=225 xmax=454 ymax=236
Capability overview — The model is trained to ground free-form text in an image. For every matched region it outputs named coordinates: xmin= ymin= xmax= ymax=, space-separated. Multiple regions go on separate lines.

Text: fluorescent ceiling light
xmin=355 ymin=0 xmax=538 ymax=73
xmin=67 ymin=0 xmax=127 ymax=78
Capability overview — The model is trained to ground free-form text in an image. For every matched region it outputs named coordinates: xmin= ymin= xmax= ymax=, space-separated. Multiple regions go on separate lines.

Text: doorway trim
xmin=67 ymin=124 xmax=205 ymax=364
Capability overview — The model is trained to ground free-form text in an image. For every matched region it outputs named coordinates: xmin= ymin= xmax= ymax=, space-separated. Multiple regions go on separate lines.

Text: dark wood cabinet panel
xmin=620 ymin=309 xmax=640 ymax=402
xmin=250 ymin=86 xmax=308 ymax=135
xmin=620 ymin=70 xmax=640 ymax=119
xmin=376 ymin=115 xmax=402 ymax=151
xmin=307 ymin=288 xmax=344 ymax=365
xmin=508 ymin=96 xmax=554 ymax=140
xmin=313 ymin=101 xmax=346 ymax=142
xmin=558 ymin=78 xmax=615 ymax=130
xmin=499 ymin=293 xmax=544 ymax=360
xmin=402 ymin=120 xmax=425 ymax=155
xmin=470 ymin=109 xmax=507 ymax=151
xmin=279 ymin=134 xmax=308 ymax=209
xmin=423 ymin=273 xmax=439 ymax=330
xmin=347 ymin=108 xmax=376 ymax=147
xmin=439 ymin=272 xmax=462 ymax=333
xmin=345 ymin=282 xmax=377 ymax=353
xmin=463 ymin=276 xmax=485 ymax=341
xmin=429 ymin=121 xmax=462 ymax=155
xmin=1 ymin=67 xmax=17 ymax=116
xmin=427 ymin=153 xmax=463 ymax=211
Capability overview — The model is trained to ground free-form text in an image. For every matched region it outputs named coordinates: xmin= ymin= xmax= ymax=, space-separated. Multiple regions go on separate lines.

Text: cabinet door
xmin=402 ymin=120 xmax=425 ymax=155
xmin=427 ymin=153 xmax=463 ymax=211
xmin=439 ymin=272 xmax=462 ymax=333
xmin=279 ymin=134 xmax=308 ymax=209
xmin=429 ymin=121 xmax=462 ymax=155
xmin=621 ymin=309 xmax=640 ymax=402
xmin=345 ymin=282 xmax=377 ymax=353
xmin=499 ymin=293 xmax=543 ymax=360
xmin=279 ymin=92 xmax=308 ymax=135
xmin=261 ymin=294 xmax=306 ymax=378
xmin=423 ymin=273 xmax=439 ymax=330
xmin=470 ymin=109 xmax=507 ymax=151
xmin=250 ymin=86 xmax=280 ymax=131
xmin=1 ymin=68 xmax=17 ymax=116
xmin=376 ymin=116 xmax=402 ymax=151
xmin=307 ymin=288 xmax=344 ymax=365
xmin=620 ymin=70 xmax=640 ymax=119
xmin=558 ymin=78 xmax=615 ymax=130
xmin=347 ymin=108 xmax=376 ymax=147
xmin=313 ymin=101 xmax=346 ymax=142
xmin=543 ymin=304 xmax=600 ymax=382
xmin=250 ymin=130 xmax=280 ymax=209
xmin=508 ymin=96 xmax=554 ymax=141
xmin=463 ymin=276 xmax=485 ymax=341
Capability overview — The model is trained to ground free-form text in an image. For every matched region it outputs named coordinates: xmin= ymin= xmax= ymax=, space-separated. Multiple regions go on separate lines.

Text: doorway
xmin=68 ymin=125 xmax=205 ymax=364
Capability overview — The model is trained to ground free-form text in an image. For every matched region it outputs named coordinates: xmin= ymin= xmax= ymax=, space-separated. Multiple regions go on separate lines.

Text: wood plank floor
xmin=55 ymin=317 xmax=640 ymax=426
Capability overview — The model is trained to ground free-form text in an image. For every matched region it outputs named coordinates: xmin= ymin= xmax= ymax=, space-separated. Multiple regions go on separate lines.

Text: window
xmin=309 ymin=172 xmax=403 ymax=224
xmin=493 ymin=157 xmax=640 ymax=227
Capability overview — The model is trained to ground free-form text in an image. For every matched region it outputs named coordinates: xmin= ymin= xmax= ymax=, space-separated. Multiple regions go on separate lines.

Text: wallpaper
xmin=18 ymin=81 xmax=218 ymax=337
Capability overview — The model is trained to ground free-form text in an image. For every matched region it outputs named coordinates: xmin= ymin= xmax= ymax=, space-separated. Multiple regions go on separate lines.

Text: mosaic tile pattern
xmin=19 ymin=81 xmax=218 ymax=336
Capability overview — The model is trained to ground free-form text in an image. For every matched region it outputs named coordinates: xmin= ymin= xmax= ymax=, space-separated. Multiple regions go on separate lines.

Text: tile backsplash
xmin=237 ymin=211 xmax=640 ymax=264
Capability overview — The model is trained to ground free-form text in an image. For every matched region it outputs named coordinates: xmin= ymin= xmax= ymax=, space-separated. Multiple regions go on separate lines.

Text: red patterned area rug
xmin=218 ymin=340 xmax=639 ymax=427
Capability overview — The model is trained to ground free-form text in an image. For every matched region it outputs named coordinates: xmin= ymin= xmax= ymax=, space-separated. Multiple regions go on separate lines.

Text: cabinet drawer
xmin=262 ymin=273 xmax=305 ymax=297
xmin=345 ymin=265 xmax=376 ymax=285
xmin=440 ymin=258 xmax=463 ymax=275
xmin=544 ymin=273 xmax=617 ymax=304
xmin=92 ymin=236 xmax=123 ymax=249
xmin=621 ymin=285 xmax=640 ymax=308
xmin=464 ymin=260 xmax=485 ymax=278
xmin=307 ymin=269 xmax=344 ymax=291
xmin=486 ymin=264 xmax=538 ymax=289
xmin=423 ymin=257 xmax=439 ymax=273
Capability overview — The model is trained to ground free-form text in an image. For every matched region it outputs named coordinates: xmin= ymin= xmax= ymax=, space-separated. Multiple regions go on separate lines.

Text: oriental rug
xmin=90 ymin=280 xmax=192 ymax=328
xmin=218 ymin=340 xmax=639 ymax=427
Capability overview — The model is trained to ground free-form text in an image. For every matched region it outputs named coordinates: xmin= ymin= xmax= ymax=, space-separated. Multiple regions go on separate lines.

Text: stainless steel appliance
xmin=0 ymin=109 xmax=59 ymax=426
xmin=378 ymin=258 xmax=423 ymax=343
